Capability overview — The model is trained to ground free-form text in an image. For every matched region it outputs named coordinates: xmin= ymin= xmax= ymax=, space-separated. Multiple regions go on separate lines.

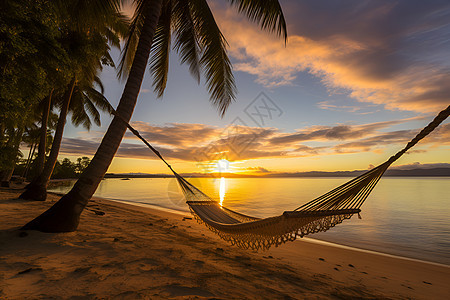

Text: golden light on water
xmin=217 ymin=160 xmax=229 ymax=206
xmin=219 ymin=177 xmax=226 ymax=206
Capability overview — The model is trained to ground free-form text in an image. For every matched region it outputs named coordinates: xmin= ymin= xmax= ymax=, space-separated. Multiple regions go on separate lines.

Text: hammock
xmin=116 ymin=105 xmax=449 ymax=250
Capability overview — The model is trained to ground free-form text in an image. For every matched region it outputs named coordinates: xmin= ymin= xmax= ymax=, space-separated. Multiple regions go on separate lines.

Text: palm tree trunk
xmin=22 ymin=1 xmax=163 ymax=232
xmin=21 ymin=143 xmax=35 ymax=178
xmin=35 ymin=91 xmax=53 ymax=174
xmin=20 ymin=80 xmax=76 ymax=201
xmin=19 ymin=90 xmax=53 ymax=198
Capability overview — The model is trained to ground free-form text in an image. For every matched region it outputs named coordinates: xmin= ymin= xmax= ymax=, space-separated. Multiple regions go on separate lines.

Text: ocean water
xmin=49 ymin=177 xmax=450 ymax=265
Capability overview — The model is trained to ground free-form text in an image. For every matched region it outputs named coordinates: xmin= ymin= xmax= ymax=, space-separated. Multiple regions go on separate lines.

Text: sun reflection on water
xmin=219 ymin=177 xmax=226 ymax=206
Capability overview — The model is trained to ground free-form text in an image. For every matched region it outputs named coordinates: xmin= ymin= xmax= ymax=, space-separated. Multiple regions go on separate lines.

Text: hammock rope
xmin=113 ymin=105 xmax=449 ymax=250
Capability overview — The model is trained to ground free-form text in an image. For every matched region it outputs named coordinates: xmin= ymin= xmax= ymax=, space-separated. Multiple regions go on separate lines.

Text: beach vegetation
xmin=19 ymin=4 xmax=127 ymax=201
xmin=1 ymin=0 xmax=287 ymax=232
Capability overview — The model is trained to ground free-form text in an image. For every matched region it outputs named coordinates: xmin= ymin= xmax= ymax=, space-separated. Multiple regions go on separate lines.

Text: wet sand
xmin=1 ymin=187 xmax=449 ymax=299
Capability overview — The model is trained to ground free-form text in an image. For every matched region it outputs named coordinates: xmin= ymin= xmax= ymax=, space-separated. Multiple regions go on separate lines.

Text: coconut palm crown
xmin=120 ymin=0 xmax=287 ymax=115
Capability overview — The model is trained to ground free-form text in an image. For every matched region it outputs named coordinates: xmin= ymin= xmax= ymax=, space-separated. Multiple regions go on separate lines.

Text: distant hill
xmin=105 ymin=167 xmax=450 ymax=178
xmin=265 ymin=168 xmax=450 ymax=177
xmin=385 ymin=168 xmax=450 ymax=177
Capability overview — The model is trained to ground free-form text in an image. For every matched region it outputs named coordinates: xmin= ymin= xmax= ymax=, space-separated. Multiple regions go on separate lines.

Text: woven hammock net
xmin=121 ymin=105 xmax=449 ymax=250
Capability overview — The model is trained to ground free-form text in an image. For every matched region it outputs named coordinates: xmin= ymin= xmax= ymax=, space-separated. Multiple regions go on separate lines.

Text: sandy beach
xmin=1 ymin=187 xmax=449 ymax=299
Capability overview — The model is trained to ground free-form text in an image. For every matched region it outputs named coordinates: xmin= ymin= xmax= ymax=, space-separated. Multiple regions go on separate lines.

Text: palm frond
xmin=173 ymin=0 xmax=201 ymax=83
xmin=82 ymin=93 xmax=102 ymax=127
xmin=149 ymin=0 xmax=172 ymax=97
xmin=109 ymin=11 xmax=131 ymax=40
xmin=93 ymin=76 xmax=105 ymax=94
xmin=104 ymin=27 xmax=121 ymax=49
xmin=101 ymin=48 xmax=116 ymax=68
xmin=84 ymin=86 xmax=114 ymax=114
xmin=190 ymin=0 xmax=236 ymax=116
xmin=69 ymin=90 xmax=92 ymax=130
xmin=118 ymin=0 xmax=147 ymax=79
xmin=57 ymin=0 xmax=122 ymax=32
xmin=228 ymin=0 xmax=287 ymax=42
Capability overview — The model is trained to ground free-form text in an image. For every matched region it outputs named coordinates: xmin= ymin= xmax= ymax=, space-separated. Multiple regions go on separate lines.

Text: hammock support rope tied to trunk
xmin=115 ymin=105 xmax=449 ymax=250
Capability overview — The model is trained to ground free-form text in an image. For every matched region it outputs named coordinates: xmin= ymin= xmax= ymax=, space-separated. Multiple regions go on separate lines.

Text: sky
xmin=59 ymin=0 xmax=450 ymax=175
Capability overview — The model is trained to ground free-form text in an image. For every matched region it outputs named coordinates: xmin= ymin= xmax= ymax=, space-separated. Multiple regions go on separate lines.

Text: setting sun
xmin=215 ymin=159 xmax=230 ymax=173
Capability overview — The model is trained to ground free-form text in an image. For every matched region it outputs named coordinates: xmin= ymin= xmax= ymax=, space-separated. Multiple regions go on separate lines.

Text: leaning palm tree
xmin=23 ymin=0 xmax=287 ymax=232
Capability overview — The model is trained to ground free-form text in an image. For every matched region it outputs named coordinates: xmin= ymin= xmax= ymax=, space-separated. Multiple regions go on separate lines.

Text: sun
xmin=215 ymin=159 xmax=230 ymax=173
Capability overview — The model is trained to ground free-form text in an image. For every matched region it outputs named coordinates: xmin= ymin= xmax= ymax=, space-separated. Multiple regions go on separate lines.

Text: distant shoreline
xmin=104 ymin=167 xmax=450 ymax=179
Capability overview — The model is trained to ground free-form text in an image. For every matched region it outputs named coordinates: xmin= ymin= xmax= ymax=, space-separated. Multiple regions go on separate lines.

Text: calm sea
xmin=49 ymin=177 xmax=450 ymax=265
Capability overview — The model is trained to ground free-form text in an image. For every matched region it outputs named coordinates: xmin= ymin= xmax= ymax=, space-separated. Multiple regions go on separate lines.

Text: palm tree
xmin=21 ymin=125 xmax=40 ymax=180
xmin=19 ymin=16 xmax=126 ymax=201
xmin=0 ymin=127 xmax=24 ymax=186
xmin=0 ymin=100 xmax=57 ymax=186
xmin=34 ymin=92 xmax=53 ymax=176
xmin=23 ymin=0 xmax=287 ymax=232
xmin=20 ymin=112 xmax=59 ymax=180
xmin=21 ymin=77 xmax=114 ymax=200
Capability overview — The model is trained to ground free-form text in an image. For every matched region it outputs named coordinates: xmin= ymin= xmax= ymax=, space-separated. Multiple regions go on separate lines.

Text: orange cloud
xmin=212 ymin=1 xmax=450 ymax=113
xmin=59 ymin=118 xmax=447 ymax=162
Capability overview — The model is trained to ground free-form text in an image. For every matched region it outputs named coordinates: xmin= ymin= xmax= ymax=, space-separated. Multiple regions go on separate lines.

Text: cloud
xmin=213 ymin=0 xmax=450 ymax=112
xmin=60 ymin=118 xmax=447 ymax=163
xmin=419 ymin=123 xmax=450 ymax=144
xmin=332 ymin=123 xmax=449 ymax=154
xmin=333 ymin=129 xmax=415 ymax=153
xmin=317 ymin=101 xmax=380 ymax=115
xmin=269 ymin=118 xmax=417 ymax=145
xmin=245 ymin=167 xmax=271 ymax=173
xmin=126 ymin=122 xmax=221 ymax=146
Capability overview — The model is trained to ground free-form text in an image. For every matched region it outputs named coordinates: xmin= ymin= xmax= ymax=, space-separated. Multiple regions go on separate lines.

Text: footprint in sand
xmin=194 ymin=260 xmax=205 ymax=267
xmin=401 ymin=284 xmax=414 ymax=290
xmin=72 ymin=267 xmax=91 ymax=275
xmin=17 ymin=267 xmax=43 ymax=275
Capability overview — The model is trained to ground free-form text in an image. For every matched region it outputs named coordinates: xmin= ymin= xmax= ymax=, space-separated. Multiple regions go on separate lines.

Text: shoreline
xmin=50 ymin=191 xmax=450 ymax=267
xmin=46 ymin=176 xmax=450 ymax=267
xmin=2 ymin=187 xmax=449 ymax=299
xmin=105 ymin=195 xmax=450 ymax=269
xmin=303 ymin=238 xmax=450 ymax=269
